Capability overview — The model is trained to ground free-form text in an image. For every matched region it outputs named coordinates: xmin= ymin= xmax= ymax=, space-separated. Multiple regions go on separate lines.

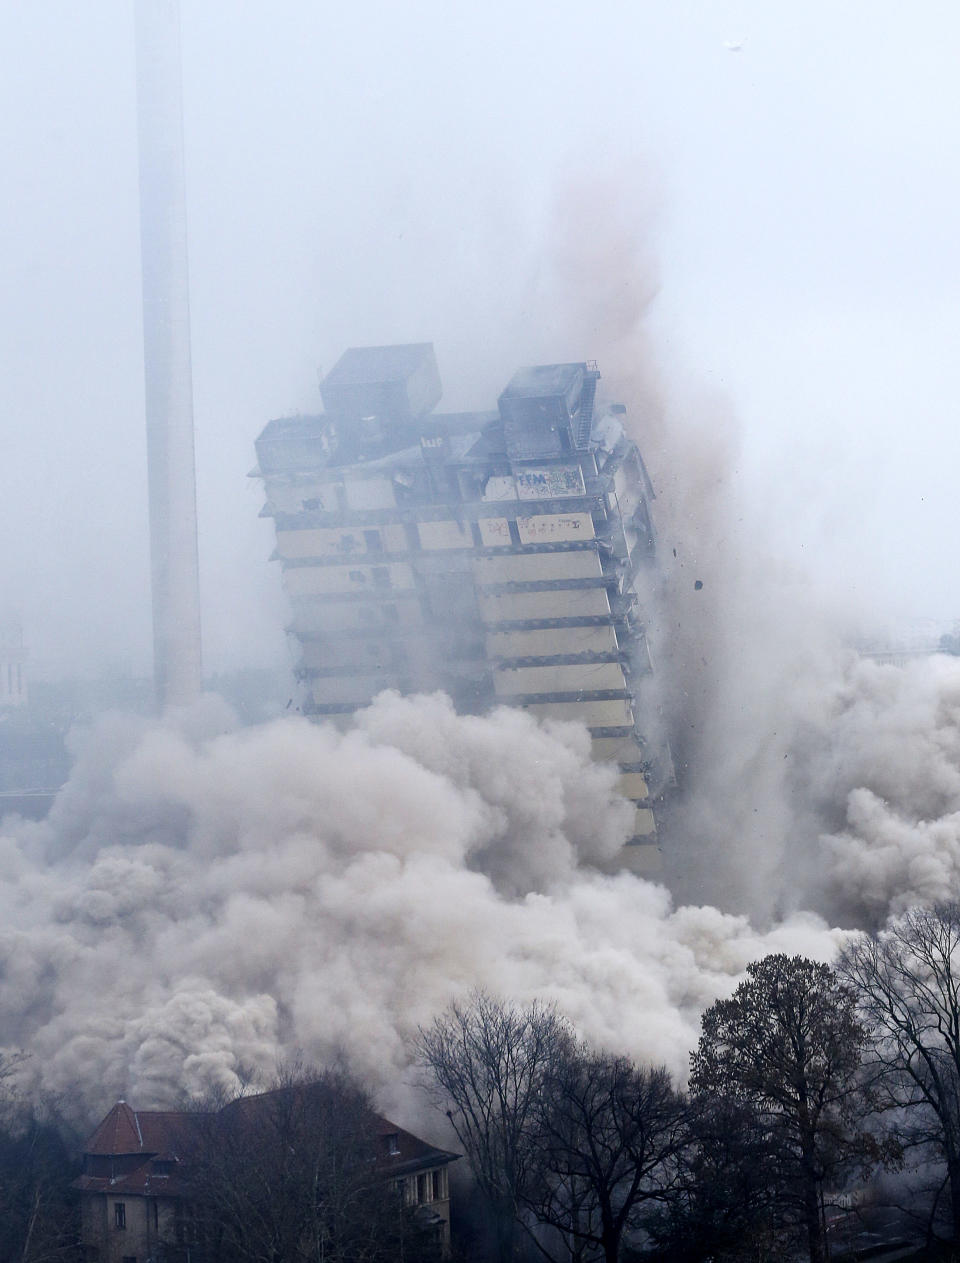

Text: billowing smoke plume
xmin=524 ymin=173 xmax=830 ymax=918
xmin=529 ymin=173 xmax=956 ymax=927
xmin=813 ymin=654 xmax=960 ymax=921
xmin=0 ymin=692 xmax=838 ymax=1121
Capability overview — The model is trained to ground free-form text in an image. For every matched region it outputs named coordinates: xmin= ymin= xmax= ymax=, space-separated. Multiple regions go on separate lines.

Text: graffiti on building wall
xmin=515 ymin=466 xmax=585 ymax=500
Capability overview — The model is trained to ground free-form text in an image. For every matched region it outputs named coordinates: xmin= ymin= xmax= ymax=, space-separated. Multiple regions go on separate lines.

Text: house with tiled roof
xmin=371 ymin=1113 xmax=457 ymax=1233
xmin=76 ymin=1094 xmax=457 ymax=1262
xmin=75 ymin=1101 xmax=198 ymax=1262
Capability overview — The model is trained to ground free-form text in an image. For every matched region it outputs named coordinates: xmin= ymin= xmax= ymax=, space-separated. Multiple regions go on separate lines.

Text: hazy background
xmin=1 ymin=0 xmax=958 ymax=679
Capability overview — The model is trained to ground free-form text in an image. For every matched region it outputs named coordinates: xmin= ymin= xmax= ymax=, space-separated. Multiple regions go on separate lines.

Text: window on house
xmin=114 ymin=1203 xmax=126 ymax=1229
xmin=371 ymin=566 xmax=391 ymax=589
xmin=364 ymin=529 xmax=383 ymax=553
xmin=433 ymin=1170 xmax=442 ymax=1200
xmin=417 ymin=1173 xmax=428 ymax=1203
xmin=385 ymin=1132 xmax=400 ymax=1156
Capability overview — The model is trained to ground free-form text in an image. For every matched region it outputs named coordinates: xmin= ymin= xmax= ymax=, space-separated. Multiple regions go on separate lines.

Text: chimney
xmin=134 ymin=0 xmax=203 ymax=708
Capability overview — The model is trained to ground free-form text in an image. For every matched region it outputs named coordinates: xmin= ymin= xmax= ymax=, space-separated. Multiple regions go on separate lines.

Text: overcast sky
xmin=1 ymin=1 xmax=958 ymax=678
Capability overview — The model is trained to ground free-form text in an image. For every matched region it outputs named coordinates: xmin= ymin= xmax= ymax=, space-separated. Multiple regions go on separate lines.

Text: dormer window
xmin=385 ymin=1132 xmax=400 ymax=1156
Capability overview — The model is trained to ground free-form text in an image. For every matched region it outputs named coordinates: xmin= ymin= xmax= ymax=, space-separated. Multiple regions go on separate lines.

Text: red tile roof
xmin=84 ymin=1102 xmax=197 ymax=1158
xmin=78 ymin=1094 xmax=457 ymax=1199
xmin=85 ymin=1101 xmax=142 ymax=1156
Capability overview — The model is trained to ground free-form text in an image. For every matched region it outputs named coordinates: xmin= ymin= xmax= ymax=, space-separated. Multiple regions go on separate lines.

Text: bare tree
xmin=690 ymin=954 xmax=871 ymax=1263
xmin=645 ymin=1094 xmax=779 ymax=1262
xmin=839 ymin=903 xmax=960 ymax=1245
xmin=181 ymin=1062 xmax=437 ymax=1263
xmin=0 ymin=1056 xmax=79 ymax=1263
xmin=525 ymin=1046 xmax=686 ymax=1263
xmin=417 ymin=992 xmax=574 ymax=1263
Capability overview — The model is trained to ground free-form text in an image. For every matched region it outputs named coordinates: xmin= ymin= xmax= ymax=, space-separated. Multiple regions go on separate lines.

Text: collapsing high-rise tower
xmin=253 ymin=345 xmax=670 ymax=869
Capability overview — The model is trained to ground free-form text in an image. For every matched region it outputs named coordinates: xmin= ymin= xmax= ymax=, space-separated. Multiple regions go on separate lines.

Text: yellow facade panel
xmin=479 ymin=589 xmax=610 ymax=621
xmin=309 ymin=674 xmax=391 ymax=705
xmin=494 ymin=663 xmax=626 ymax=697
xmin=481 ymin=475 xmax=517 ymax=501
xmin=474 ymin=550 xmax=601 ymax=584
xmin=516 ymin=512 xmax=594 ymax=545
xmin=283 ymin=563 xmax=414 ymax=597
xmin=294 ymin=601 xmax=422 ymax=633
xmin=591 ymin=735 xmax=645 ymax=763
xmin=276 ymin=527 xmax=368 ymax=559
xmin=343 ymin=478 xmax=396 ymax=510
xmin=618 ymin=772 xmax=650 ymax=800
xmin=633 ymin=807 xmax=656 ymax=836
xmin=381 ymin=523 xmax=408 ymax=552
xmin=515 ymin=465 xmax=585 ymax=500
xmin=522 ymin=698 xmax=634 ymax=727
xmin=300 ymin=640 xmax=396 ymax=671
xmin=618 ymin=843 xmax=662 ymax=876
xmin=479 ymin=517 xmax=511 ymax=546
xmin=419 ymin=520 xmax=474 ymax=549
xmin=267 ymin=479 xmax=341 ymax=514
xmin=486 ymin=625 xmax=617 ymax=658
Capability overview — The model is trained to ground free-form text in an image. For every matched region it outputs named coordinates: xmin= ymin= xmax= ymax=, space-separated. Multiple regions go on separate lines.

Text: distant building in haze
xmin=0 ymin=614 xmax=27 ymax=708
xmin=253 ymin=344 xmax=671 ymax=869
xmin=855 ymin=617 xmax=954 ymax=666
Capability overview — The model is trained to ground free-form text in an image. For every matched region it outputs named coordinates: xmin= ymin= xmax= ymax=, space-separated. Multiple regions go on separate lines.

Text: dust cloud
xmin=0 ymin=691 xmax=838 ymax=1121
xmin=5 ymin=643 xmax=960 ymax=1124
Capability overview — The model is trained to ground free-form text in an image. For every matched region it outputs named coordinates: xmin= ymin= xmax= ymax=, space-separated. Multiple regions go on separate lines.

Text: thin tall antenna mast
xmin=134 ymin=0 xmax=203 ymax=709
